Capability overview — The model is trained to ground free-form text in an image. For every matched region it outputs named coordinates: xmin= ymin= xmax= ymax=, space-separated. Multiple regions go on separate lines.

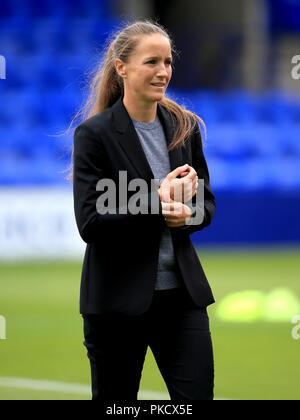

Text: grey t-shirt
xmin=132 ymin=115 xmax=183 ymax=290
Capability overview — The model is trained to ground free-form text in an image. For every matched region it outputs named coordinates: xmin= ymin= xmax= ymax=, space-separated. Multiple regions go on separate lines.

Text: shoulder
xmin=73 ymin=108 xmax=114 ymax=157
xmin=74 ymin=106 xmax=113 ymax=138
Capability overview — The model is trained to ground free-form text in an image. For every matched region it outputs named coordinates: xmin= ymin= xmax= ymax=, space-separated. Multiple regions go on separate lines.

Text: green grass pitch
xmin=0 ymin=247 xmax=300 ymax=400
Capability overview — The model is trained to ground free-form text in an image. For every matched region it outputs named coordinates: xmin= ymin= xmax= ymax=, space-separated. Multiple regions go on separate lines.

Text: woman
xmin=72 ymin=20 xmax=216 ymax=401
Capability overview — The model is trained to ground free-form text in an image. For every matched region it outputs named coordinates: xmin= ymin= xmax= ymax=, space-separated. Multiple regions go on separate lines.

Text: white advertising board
xmin=0 ymin=187 xmax=85 ymax=260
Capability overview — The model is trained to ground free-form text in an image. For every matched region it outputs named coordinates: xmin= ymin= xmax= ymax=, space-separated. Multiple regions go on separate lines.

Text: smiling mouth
xmin=151 ymin=83 xmax=165 ymax=88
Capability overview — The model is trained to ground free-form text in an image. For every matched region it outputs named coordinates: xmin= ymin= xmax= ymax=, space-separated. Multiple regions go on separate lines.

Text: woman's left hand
xmin=161 ymin=200 xmax=193 ymax=228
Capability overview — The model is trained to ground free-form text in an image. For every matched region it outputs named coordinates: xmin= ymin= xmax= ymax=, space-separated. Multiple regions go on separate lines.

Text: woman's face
xmin=117 ymin=33 xmax=173 ymax=104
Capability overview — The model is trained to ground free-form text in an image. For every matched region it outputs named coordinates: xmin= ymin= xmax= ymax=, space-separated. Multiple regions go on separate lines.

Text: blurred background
xmin=0 ymin=0 xmax=299 ymax=400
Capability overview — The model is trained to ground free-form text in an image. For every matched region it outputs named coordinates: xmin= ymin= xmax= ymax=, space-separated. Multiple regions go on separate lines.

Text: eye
xmin=146 ymin=59 xmax=173 ymax=66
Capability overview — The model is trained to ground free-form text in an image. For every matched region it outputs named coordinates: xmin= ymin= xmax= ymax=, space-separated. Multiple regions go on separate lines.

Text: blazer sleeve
xmin=73 ymin=123 xmax=164 ymax=243
xmin=177 ymin=122 xmax=215 ymax=236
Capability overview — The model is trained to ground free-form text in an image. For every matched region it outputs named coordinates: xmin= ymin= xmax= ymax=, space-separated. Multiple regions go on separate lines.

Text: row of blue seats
xmin=0 ymin=15 xmax=118 ymax=33
xmin=0 ymin=157 xmax=69 ymax=185
xmin=0 ymin=126 xmax=300 ymax=163
xmin=0 ymin=20 xmax=118 ymax=56
xmin=1 ymin=57 xmax=90 ymax=90
xmin=207 ymin=156 xmax=300 ymax=190
xmin=1 ymin=156 xmax=300 ymax=189
xmin=0 ymin=117 xmax=300 ymax=154
xmin=0 ymin=0 xmax=112 ymax=18
xmin=4 ymin=56 xmax=300 ymax=106
xmin=0 ymin=87 xmax=300 ymax=125
xmin=5 ymin=85 xmax=291 ymax=106
xmin=174 ymin=90 xmax=300 ymax=123
xmin=204 ymin=124 xmax=300 ymax=157
xmin=3 ymin=97 xmax=296 ymax=122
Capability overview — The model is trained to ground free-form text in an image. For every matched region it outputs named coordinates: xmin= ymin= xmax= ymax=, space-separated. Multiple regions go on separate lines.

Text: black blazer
xmin=73 ymin=96 xmax=216 ymax=315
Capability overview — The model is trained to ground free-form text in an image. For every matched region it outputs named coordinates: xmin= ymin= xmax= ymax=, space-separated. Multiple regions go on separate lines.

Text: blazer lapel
xmin=112 ymin=96 xmax=153 ymax=181
xmin=112 ymin=96 xmax=183 ymax=181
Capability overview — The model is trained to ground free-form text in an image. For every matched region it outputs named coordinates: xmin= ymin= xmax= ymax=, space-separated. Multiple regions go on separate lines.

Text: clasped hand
xmin=158 ymin=164 xmax=198 ymax=228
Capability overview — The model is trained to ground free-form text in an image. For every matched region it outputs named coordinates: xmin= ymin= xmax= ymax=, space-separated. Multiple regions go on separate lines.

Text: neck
xmin=122 ymin=93 xmax=157 ymax=123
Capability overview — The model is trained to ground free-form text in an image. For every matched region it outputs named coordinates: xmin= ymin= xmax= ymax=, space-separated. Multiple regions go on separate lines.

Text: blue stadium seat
xmin=268 ymin=157 xmax=300 ymax=189
xmin=203 ymin=156 xmax=230 ymax=190
xmin=0 ymin=156 xmax=67 ymax=185
xmin=240 ymin=158 xmax=275 ymax=189
xmin=247 ymin=123 xmax=283 ymax=157
xmin=206 ymin=123 xmax=256 ymax=159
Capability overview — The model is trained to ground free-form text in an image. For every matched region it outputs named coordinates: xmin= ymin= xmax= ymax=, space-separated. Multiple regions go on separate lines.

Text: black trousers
xmin=82 ymin=286 xmax=214 ymax=401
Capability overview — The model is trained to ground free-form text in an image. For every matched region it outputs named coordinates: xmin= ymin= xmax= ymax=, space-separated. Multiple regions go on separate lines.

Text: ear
xmin=115 ymin=58 xmax=127 ymax=79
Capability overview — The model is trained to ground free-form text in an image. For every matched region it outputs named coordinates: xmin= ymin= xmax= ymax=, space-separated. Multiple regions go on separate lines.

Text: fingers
xmin=183 ymin=167 xmax=198 ymax=198
xmin=167 ymin=164 xmax=189 ymax=179
xmin=161 ymin=201 xmax=182 ymax=215
xmin=185 ymin=166 xmax=197 ymax=180
xmin=160 ymin=187 xmax=171 ymax=203
xmin=167 ymin=164 xmax=197 ymax=182
xmin=179 ymin=165 xmax=198 ymax=183
xmin=161 ymin=165 xmax=199 ymax=205
xmin=192 ymin=176 xmax=198 ymax=189
xmin=161 ymin=201 xmax=175 ymax=211
xmin=181 ymin=176 xmax=198 ymax=202
xmin=162 ymin=201 xmax=192 ymax=220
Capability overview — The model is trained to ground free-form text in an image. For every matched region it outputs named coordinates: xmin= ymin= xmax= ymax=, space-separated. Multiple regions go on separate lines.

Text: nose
xmin=156 ymin=63 xmax=169 ymax=78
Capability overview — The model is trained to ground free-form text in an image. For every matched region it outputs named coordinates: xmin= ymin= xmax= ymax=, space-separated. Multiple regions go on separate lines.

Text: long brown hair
xmin=67 ymin=19 xmax=205 ymax=181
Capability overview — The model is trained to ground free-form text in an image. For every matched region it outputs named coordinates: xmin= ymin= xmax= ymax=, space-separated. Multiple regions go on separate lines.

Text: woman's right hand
xmin=158 ymin=164 xmax=198 ymax=204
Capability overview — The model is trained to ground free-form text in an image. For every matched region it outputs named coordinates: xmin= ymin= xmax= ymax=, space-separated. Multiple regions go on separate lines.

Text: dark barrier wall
xmin=192 ymin=191 xmax=300 ymax=245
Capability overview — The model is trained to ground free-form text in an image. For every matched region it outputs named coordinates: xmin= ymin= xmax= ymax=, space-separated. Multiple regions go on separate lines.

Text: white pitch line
xmin=0 ymin=376 xmax=170 ymax=400
xmin=0 ymin=377 xmax=230 ymax=400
